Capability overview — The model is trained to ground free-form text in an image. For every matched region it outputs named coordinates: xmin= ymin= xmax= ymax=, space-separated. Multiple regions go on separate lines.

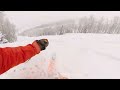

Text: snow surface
xmin=1 ymin=33 xmax=120 ymax=79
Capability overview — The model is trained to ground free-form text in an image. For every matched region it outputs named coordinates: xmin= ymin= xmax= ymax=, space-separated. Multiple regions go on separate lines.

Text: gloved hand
xmin=36 ymin=39 xmax=49 ymax=51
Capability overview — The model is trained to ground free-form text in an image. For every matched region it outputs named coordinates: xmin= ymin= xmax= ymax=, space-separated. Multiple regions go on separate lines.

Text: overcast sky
xmin=5 ymin=11 xmax=120 ymax=31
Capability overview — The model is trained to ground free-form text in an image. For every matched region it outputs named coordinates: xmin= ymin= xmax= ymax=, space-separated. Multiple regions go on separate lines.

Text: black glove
xmin=36 ymin=39 xmax=49 ymax=50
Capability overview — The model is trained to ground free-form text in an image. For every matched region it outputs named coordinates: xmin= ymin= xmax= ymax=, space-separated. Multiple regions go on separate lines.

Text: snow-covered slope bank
xmin=1 ymin=33 xmax=120 ymax=79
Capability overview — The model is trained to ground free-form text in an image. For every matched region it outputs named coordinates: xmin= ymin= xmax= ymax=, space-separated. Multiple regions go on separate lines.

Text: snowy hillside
xmin=19 ymin=19 xmax=76 ymax=37
xmin=1 ymin=33 xmax=120 ymax=79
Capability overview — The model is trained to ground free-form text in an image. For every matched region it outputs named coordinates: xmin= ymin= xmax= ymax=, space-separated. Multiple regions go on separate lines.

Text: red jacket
xmin=0 ymin=41 xmax=41 ymax=75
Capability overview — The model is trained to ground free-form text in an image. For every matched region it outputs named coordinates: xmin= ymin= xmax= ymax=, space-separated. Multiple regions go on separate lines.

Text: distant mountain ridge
xmin=19 ymin=19 xmax=77 ymax=37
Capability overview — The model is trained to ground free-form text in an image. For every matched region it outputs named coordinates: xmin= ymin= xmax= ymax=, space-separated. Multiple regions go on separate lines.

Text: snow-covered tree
xmin=0 ymin=12 xmax=17 ymax=43
xmin=0 ymin=31 xmax=8 ymax=44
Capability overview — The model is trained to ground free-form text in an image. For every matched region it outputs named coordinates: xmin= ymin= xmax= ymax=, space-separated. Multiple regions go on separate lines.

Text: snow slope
xmin=1 ymin=33 xmax=120 ymax=79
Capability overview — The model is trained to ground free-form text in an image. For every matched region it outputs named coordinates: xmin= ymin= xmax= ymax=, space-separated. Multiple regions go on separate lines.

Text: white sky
xmin=4 ymin=11 xmax=120 ymax=31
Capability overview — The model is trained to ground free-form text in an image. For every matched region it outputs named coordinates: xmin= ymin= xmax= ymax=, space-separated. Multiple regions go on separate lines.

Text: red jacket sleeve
xmin=0 ymin=41 xmax=41 ymax=75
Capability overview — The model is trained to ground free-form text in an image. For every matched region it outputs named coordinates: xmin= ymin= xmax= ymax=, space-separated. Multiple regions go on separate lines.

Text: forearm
xmin=0 ymin=42 xmax=41 ymax=74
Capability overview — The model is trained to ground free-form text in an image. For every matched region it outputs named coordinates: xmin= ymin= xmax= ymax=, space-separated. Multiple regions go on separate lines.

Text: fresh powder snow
xmin=1 ymin=33 xmax=120 ymax=79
